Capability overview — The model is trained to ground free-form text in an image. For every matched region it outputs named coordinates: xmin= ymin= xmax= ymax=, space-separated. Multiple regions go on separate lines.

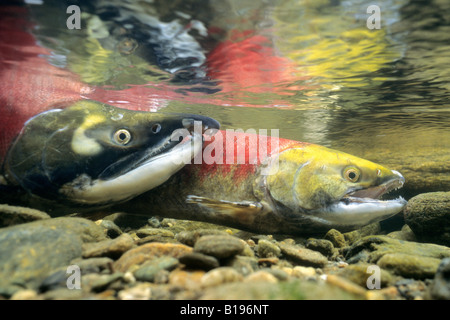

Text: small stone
xmin=10 ymin=289 xmax=39 ymax=300
xmin=344 ymin=235 xmax=450 ymax=265
xmin=176 ymin=229 xmax=230 ymax=247
xmin=225 ymin=256 xmax=258 ymax=276
xmin=169 ymin=269 xmax=205 ymax=290
xmin=147 ymin=217 xmax=161 ymax=228
xmin=343 ymin=223 xmax=381 ymax=245
xmin=292 ymin=266 xmax=317 ymax=278
xmin=201 ymin=267 xmax=244 ymax=287
xmin=387 ymin=225 xmax=416 ymax=241
xmin=194 ymin=235 xmax=245 ymax=259
xmin=71 ymin=257 xmax=114 ymax=274
xmin=41 ymin=288 xmax=85 ymax=300
xmin=377 ymin=253 xmax=441 ymax=279
xmin=123 ymin=271 xmax=136 ymax=284
xmin=256 ymin=239 xmax=281 ymax=258
xmin=258 ymin=257 xmax=279 ymax=266
xmin=83 ymin=272 xmax=124 ymax=292
xmin=306 ymin=238 xmax=335 ymax=257
xmin=133 ymin=257 xmax=179 ymax=282
xmin=244 ymin=271 xmax=278 ymax=283
xmin=278 ymin=243 xmax=328 ymax=267
xmin=262 ymin=268 xmax=289 ymax=281
xmin=179 ymin=252 xmax=220 ymax=270
xmin=82 ymin=233 xmax=135 ymax=259
xmin=324 ymin=274 xmax=367 ymax=298
xmin=428 ymin=257 xmax=450 ymax=300
xmin=113 ymin=242 xmax=192 ymax=272
xmin=335 ymin=263 xmax=393 ymax=288
xmin=395 ymin=279 xmax=428 ymax=300
xmin=0 ymin=204 xmax=50 ymax=227
xmin=136 ymin=227 xmax=174 ymax=239
xmin=324 ymin=229 xmax=347 ymax=248
xmin=118 ymin=283 xmax=152 ymax=300
xmin=96 ymin=219 xmax=122 ymax=238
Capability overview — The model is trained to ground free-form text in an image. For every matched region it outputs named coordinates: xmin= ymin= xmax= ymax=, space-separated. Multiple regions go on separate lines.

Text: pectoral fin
xmin=186 ymin=195 xmax=264 ymax=225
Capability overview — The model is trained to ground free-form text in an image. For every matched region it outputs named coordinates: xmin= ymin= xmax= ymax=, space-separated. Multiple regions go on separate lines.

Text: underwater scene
xmin=0 ymin=0 xmax=449 ymax=302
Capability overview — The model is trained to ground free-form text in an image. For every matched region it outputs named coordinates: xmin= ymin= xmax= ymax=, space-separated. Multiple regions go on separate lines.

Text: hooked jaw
xmin=313 ymin=170 xmax=407 ymax=228
xmin=62 ymin=114 xmax=220 ymax=205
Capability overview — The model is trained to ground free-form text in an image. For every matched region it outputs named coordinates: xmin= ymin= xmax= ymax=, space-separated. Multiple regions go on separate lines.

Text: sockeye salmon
xmin=0 ymin=5 xmax=220 ymax=207
xmin=113 ymin=130 xmax=407 ymax=235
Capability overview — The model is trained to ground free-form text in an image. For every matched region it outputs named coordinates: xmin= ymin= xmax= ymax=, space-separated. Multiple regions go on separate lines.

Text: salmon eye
xmin=114 ymin=129 xmax=131 ymax=145
xmin=344 ymin=167 xmax=360 ymax=183
xmin=151 ymin=123 xmax=161 ymax=134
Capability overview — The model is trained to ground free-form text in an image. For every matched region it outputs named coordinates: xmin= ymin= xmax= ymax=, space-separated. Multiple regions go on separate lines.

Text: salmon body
xmin=115 ymin=130 xmax=407 ymax=235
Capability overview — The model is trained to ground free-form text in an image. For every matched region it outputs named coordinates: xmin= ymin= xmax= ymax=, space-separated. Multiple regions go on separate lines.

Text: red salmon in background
xmin=0 ymin=4 xmax=304 ymax=158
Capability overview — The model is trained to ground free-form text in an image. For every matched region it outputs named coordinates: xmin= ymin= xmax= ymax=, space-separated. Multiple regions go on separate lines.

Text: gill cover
xmin=4 ymin=100 xmax=219 ymax=205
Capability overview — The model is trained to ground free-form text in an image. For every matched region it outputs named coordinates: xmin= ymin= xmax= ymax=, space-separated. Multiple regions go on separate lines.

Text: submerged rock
xmin=194 ymin=235 xmax=245 ymax=259
xmin=113 ymin=242 xmax=192 ymax=273
xmin=0 ymin=204 xmax=50 ymax=227
xmin=404 ymin=192 xmax=450 ymax=246
xmin=0 ymin=217 xmax=106 ymax=296
xmin=428 ymin=258 xmax=450 ymax=300
xmin=345 ymin=235 xmax=450 ymax=280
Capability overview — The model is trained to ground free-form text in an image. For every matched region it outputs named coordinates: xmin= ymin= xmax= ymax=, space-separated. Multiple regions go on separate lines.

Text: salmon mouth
xmin=344 ymin=171 xmax=405 ymax=202
xmin=313 ymin=170 xmax=407 ymax=229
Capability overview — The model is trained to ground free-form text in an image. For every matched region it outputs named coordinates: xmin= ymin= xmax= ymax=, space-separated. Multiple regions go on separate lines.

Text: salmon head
xmin=259 ymin=143 xmax=407 ymax=232
xmin=3 ymin=100 xmax=219 ymax=206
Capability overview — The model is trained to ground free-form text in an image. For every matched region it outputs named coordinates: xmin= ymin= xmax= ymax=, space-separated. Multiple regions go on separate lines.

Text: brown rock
xmin=82 ymin=233 xmax=135 ymax=259
xmin=278 ymin=243 xmax=328 ymax=267
xmin=113 ymin=242 xmax=192 ymax=272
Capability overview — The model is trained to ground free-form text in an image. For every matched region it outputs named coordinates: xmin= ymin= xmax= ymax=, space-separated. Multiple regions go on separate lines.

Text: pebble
xmin=133 ymin=257 xmax=179 ymax=282
xmin=113 ymin=242 xmax=192 ymax=272
xmin=395 ymin=279 xmax=429 ymax=300
xmin=278 ymin=242 xmax=328 ymax=267
xmin=386 ymin=224 xmax=416 ymax=241
xmin=256 ymin=239 xmax=281 ymax=258
xmin=178 ymin=252 xmax=220 ymax=270
xmin=96 ymin=219 xmax=122 ymax=238
xmin=324 ymin=229 xmax=347 ymax=248
xmin=201 ymin=267 xmax=244 ymax=287
xmin=176 ymin=229 xmax=230 ymax=247
xmin=306 ymin=238 xmax=335 ymax=258
xmin=291 ymin=266 xmax=317 ymax=278
xmin=428 ymin=257 xmax=450 ymax=300
xmin=194 ymin=235 xmax=245 ymax=259
xmin=225 ymin=256 xmax=258 ymax=276
xmin=83 ymin=272 xmax=124 ymax=293
xmin=333 ymin=263 xmax=393 ymax=288
xmin=244 ymin=270 xmax=278 ymax=283
xmin=377 ymin=253 xmax=441 ymax=279
xmin=118 ymin=283 xmax=152 ymax=300
xmin=82 ymin=233 xmax=135 ymax=259
xmin=71 ymin=257 xmax=114 ymax=274
xmin=169 ymin=270 xmax=205 ymax=291
xmin=0 ymin=204 xmax=50 ymax=227
xmin=344 ymin=235 xmax=450 ymax=264
xmin=10 ymin=289 xmax=39 ymax=300
xmin=135 ymin=227 xmax=175 ymax=239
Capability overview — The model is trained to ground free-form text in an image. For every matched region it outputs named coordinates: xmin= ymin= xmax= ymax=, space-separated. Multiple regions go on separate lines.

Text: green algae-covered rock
xmin=0 ymin=217 xmax=106 ymax=296
xmin=404 ymin=192 xmax=450 ymax=246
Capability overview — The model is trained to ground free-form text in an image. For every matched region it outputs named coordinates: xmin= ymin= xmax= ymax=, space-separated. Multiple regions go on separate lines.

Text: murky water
xmin=18 ymin=0 xmax=450 ymax=197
